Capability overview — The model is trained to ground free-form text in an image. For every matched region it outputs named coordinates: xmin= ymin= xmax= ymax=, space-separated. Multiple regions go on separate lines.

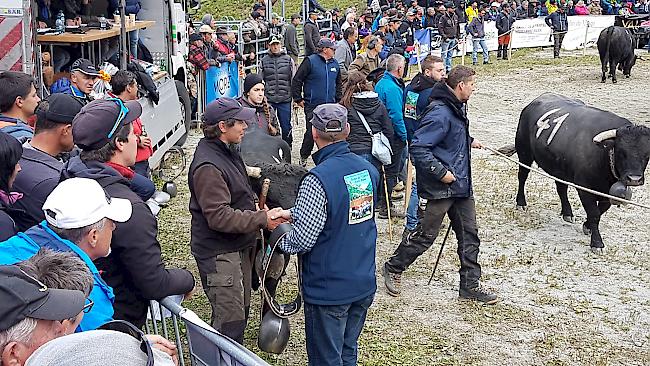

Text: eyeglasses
xmin=105 ymin=97 xmax=129 ymax=139
xmin=82 ymin=298 xmax=94 ymax=313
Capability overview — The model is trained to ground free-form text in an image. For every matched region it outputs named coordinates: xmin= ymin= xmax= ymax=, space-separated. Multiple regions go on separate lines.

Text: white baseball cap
xmin=43 ymin=178 xmax=132 ymax=229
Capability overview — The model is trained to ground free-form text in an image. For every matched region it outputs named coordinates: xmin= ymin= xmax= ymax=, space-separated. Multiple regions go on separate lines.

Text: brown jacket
xmin=349 ymin=52 xmax=381 ymax=78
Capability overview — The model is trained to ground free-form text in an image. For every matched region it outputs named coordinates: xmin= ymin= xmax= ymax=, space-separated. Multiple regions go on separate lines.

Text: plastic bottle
xmin=55 ymin=10 xmax=65 ymax=33
xmin=99 ymin=14 xmax=107 ymax=29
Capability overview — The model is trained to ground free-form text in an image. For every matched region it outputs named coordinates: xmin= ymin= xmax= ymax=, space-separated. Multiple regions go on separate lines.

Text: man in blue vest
xmin=0 ymin=177 xmax=133 ymax=331
xmin=291 ymin=38 xmax=342 ymax=167
xmin=276 ymin=103 xmax=379 ymax=366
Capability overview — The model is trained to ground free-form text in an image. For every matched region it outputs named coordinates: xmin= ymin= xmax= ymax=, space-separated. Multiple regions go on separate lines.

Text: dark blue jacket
xmin=109 ymin=0 xmax=141 ymax=15
xmin=0 ymin=115 xmax=33 ymax=143
xmin=403 ymin=72 xmax=437 ymax=142
xmin=291 ymin=54 xmax=342 ymax=107
xmin=545 ymin=11 xmax=568 ymax=32
xmin=302 ymin=141 xmax=379 ymax=305
xmin=411 ymin=82 xmax=473 ymax=200
xmin=0 ymin=222 xmax=115 ymax=331
xmin=467 ymin=16 xmax=486 ymax=38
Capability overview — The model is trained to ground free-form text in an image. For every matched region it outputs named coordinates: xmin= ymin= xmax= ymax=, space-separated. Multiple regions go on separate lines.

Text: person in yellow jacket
xmin=466 ymin=1 xmax=479 ymax=22
xmin=546 ymin=0 xmax=559 ymax=13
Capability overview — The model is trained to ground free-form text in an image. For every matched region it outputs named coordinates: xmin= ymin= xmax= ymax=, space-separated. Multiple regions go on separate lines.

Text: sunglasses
xmin=82 ymin=298 xmax=94 ymax=313
xmin=105 ymin=97 xmax=129 ymax=139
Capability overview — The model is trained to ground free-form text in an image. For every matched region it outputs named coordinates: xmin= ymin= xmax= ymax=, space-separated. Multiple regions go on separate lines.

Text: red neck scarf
xmin=105 ymin=162 xmax=135 ymax=179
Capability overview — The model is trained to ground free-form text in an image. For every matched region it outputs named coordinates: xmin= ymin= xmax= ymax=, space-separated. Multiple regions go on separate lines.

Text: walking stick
xmin=381 ymin=166 xmax=393 ymax=244
xmin=404 ymin=158 xmax=413 ymax=208
xmin=427 ymin=224 xmax=452 ymax=285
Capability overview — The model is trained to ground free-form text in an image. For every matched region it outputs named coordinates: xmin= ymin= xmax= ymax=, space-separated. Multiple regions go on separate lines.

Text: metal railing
xmin=147 ymin=297 xmax=271 ymax=366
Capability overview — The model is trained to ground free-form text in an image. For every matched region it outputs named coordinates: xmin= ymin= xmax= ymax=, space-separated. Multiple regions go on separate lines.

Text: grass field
xmin=193 ymin=0 xmax=365 ymax=21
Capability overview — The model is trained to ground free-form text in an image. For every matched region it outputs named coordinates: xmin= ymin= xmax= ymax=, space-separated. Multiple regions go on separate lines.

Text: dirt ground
xmin=158 ymin=48 xmax=650 ymax=365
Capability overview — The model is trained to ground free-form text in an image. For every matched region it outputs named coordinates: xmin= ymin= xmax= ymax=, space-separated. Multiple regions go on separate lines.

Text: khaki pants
xmin=194 ymin=247 xmax=255 ymax=344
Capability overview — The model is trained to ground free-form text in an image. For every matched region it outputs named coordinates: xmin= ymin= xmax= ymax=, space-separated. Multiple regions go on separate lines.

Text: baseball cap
xmin=0 ymin=265 xmax=86 ymax=331
xmin=445 ymin=2 xmax=456 ymax=8
xmin=491 ymin=1 xmax=499 ymax=5
xmin=290 ymin=13 xmax=302 ymax=21
xmin=72 ymin=98 xmax=142 ymax=150
xmin=269 ymin=34 xmax=283 ymax=44
xmin=189 ymin=33 xmax=202 ymax=42
xmin=311 ymin=104 xmax=348 ymax=133
xmin=203 ymin=98 xmax=255 ymax=125
xmin=70 ymin=58 xmax=100 ymax=77
xmin=308 ymin=9 xmax=319 ymax=15
xmin=40 ymin=93 xmax=84 ymax=123
xmin=406 ymin=9 xmax=416 ymax=15
xmin=379 ymin=17 xmax=389 ymax=27
xmin=43 ymin=178 xmax=132 ymax=229
xmin=198 ymin=24 xmax=214 ymax=34
xmin=317 ymin=38 xmax=337 ymax=49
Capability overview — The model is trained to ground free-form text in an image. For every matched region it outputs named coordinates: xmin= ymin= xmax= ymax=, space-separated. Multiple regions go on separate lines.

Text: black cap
xmin=70 ymin=58 xmax=100 ymax=77
xmin=0 ymin=265 xmax=85 ymax=331
xmin=41 ymin=94 xmax=84 ymax=123
xmin=72 ymin=99 xmax=142 ymax=150
xmin=189 ymin=33 xmax=202 ymax=42
xmin=311 ymin=104 xmax=347 ymax=132
xmin=203 ymin=98 xmax=255 ymax=125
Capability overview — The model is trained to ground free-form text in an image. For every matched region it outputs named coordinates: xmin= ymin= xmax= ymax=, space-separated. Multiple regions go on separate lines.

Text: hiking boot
xmin=377 ymin=204 xmax=405 ymax=219
xmin=394 ymin=181 xmax=405 ymax=192
xmin=391 ymin=190 xmax=404 ymax=200
xmin=401 ymin=227 xmax=413 ymax=242
xmin=383 ymin=263 xmax=401 ymax=296
xmin=459 ymin=286 xmax=499 ymax=305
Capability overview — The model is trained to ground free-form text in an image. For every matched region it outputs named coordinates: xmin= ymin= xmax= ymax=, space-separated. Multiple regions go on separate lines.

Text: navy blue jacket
xmin=291 ymin=54 xmax=342 ymax=107
xmin=109 ymin=0 xmax=141 ymax=15
xmin=411 ymin=82 xmax=473 ymax=200
xmin=545 ymin=11 xmax=568 ymax=32
xmin=403 ymin=72 xmax=437 ymax=142
xmin=302 ymin=141 xmax=379 ymax=305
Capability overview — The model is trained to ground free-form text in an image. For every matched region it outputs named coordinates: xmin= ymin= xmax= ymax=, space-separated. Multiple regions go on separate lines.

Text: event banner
xmin=205 ymin=61 xmax=240 ymax=103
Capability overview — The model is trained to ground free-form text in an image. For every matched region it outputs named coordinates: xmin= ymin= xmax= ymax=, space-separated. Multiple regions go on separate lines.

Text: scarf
xmin=105 ymin=162 xmax=135 ymax=180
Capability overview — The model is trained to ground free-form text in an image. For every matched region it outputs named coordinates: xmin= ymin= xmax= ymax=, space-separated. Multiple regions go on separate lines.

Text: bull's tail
xmin=604 ymin=26 xmax=614 ymax=72
xmin=495 ymin=144 xmax=517 ymax=157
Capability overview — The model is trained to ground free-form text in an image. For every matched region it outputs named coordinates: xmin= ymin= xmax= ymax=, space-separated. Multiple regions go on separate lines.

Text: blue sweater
xmin=375 ymin=71 xmax=407 ymax=142
xmin=0 ymin=222 xmax=115 ymax=331
xmin=302 ymin=141 xmax=379 ymax=305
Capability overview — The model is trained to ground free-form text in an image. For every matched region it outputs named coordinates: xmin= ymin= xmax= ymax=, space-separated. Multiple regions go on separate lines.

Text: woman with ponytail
xmin=237 ymin=73 xmax=280 ymax=136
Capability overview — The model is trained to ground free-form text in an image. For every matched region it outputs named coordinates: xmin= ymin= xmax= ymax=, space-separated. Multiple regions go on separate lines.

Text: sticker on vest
xmin=330 ymin=67 xmax=337 ymax=72
xmin=404 ymin=91 xmax=419 ymax=120
xmin=344 ymin=170 xmax=374 ymax=225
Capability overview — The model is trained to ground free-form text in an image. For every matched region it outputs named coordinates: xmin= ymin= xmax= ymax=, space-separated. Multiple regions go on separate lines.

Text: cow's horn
xmin=246 ymin=165 xmax=262 ymax=178
xmin=593 ymin=129 xmax=617 ymax=143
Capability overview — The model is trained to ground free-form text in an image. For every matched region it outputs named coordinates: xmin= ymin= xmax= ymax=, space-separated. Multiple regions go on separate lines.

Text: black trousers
xmin=299 ymin=104 xmax=316 ymax=159
xmin=386 ymin=197 xmax=482 ymax=289
xmin=553 ymin=33 xmax=566 ymax=57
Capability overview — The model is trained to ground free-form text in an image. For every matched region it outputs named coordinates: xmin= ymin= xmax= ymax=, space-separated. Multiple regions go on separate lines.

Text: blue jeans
xmin=440 ymin=38 xmax=457 ymax=71
xmin=472 ymin=38 xmax=489 ymax=64
xmin=271 ymin=102 xmax=292 ymax=146
xmin=304 ymin=294 xmax=375 ymax=366
xmin=129 ymin=29 xmax=139 ymax=59
xmin=405 ymin=181 xmax=419 ymax=230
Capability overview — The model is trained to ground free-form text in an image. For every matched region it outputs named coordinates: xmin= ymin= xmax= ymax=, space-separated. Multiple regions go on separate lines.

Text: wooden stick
xmin=258 ymin=178 xmax=270 ymax=210
xmin=404 ymin=158 xmax=414 ymax=208
xmin=381 ymin=166 xmax=393 ymax=244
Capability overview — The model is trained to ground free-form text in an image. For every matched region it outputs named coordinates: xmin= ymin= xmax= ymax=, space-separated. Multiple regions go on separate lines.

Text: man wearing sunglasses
xmin=62 ymin=99 xmax=196 ymax=328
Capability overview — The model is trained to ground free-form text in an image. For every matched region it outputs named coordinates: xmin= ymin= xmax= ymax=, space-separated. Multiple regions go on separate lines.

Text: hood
xmin=428 ymin=82 xmax=466 ymax=120
xmin=351 ymin=91 xmax=381 ymax=114
xmin=409 ymin=73 xmax=438 ymax=92
xmin=62 ymin=156 xmax=128 ymax=188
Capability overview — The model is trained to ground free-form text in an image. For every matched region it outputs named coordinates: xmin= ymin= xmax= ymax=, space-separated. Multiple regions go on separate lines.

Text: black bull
xmin=508 ymin=93 xmax=650 ymax=251
xmin=239 ymin=129 xmax=308 ymax=209
xmin=597 ymin=26 xmax=638 ymax=84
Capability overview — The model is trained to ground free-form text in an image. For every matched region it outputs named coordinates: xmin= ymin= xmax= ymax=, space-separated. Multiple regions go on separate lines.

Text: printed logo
xmin=344 ymin=170 xmax=374 ymax=224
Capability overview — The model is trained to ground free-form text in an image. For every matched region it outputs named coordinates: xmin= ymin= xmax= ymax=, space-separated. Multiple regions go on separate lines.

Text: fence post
xmin=583 ymin=21 xmax=590 ymax=56
xmin=461 ymin=37 xmax=466 ymax=65
xmin=508 ymin=28 xmax=514 ymax=61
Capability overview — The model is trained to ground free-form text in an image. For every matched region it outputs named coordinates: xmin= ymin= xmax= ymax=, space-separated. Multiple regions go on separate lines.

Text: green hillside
xmin=193 ymin=0 xmax=366 ymax=21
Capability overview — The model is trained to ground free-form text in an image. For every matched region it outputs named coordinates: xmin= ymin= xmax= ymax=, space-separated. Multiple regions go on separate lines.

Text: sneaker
xmin=459 ymin=286 xmax=499 ymax=305
xmin=390 ymin=190 xmax=404 ymax=200
xmin=394 ymin=181 xmax=405 ymax=192
xmin=401 ymin=227 xmax=413 ymax=242
xmin=299 ymin=157 xmax=308 ymax=168
xmin=383 ymin=263 xmax=401 ymax=296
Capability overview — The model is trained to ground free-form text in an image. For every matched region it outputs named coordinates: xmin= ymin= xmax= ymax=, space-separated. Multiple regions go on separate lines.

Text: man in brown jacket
xmin=188 ymin=97 xmax=286 ymax=344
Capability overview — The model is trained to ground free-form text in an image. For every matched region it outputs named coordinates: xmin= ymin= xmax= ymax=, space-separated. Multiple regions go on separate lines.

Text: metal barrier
xmin=147 ymin=298 xmax=271 ymax=366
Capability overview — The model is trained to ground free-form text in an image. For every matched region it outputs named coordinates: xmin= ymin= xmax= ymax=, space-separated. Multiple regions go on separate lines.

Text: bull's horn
xmin=593 ymin=129 xmax=617 ymax=143
xmin=246 ymin=165 xmax=262 ymax=178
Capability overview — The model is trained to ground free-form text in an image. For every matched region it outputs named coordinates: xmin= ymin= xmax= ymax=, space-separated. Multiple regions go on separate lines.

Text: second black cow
xmin=597 ymin=26 xmax=638 ymax=84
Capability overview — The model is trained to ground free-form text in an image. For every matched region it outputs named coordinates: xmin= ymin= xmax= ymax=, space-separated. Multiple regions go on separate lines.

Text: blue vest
xmin=304 ymin=54 xmax=339 ymax=106
xmin=302 ymin=141 xmax=379 ymax=305
xmin=0 ymin=222 xmax=115 ymax=331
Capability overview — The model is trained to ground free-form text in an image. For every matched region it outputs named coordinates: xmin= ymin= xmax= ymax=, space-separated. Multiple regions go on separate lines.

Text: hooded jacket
xmin=411 ymin=82 xmax=473 ymax=200
xmin=346 ymin=91 xmax=395 ymax=155
xmin=403 ymin=72 xmax=438 ymax=142
xmin=62 ymin=156 xmax=195 ymax=327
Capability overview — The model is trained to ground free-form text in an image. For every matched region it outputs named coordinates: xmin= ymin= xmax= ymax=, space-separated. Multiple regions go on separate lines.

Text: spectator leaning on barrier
xmin=62 ymin=99 xmax=196 ymax=328
xmin=496 ymin=4 xmax=516 ymax=60
xmin=187 ymin=98 xmax=286 ymax=344
xmin=0 ymin=177 xmax=134 ymax=331
xmin=468 ymin=9 xmax=490 ymax=65
xmin=588 ymin=0 xmax=604 ymax=13
xmin=275 ymin=103 xmax=380 ymax=366
xmin=211 ymin=27 xmax=237 ymax=64
xmin=0 ymin=264 xmax=85 ymax=366
xmin=424 ymin=7 xmax=437 ymax=27
xmin=0 ymin=71 xmax=39 ymax=142
xmin=11 ymin=94 xmax=82 ymax=231
xmin=438 ymin=2 xmax=460 ymax=73
xmin=400 ymin=9 xmax=423 ymax=46
xmin=545 ymin=4 xmax=568 ymax=58
xmin=304 ymin=10 xmax=321 ymax=56
xmin=292 ymin=38 xmax=342 ymax=166
xmin=0 ymin=132 xmax=24 ymax=242
xmin=285 ymin=14 xmax=302 ymax=64
xmin=517 ymin=0 xmax=531 ymax=18
xmin=335 ymin=27 xmax=359 ymax=83
xmin=261 ymin=34 xmax=295 ymax=146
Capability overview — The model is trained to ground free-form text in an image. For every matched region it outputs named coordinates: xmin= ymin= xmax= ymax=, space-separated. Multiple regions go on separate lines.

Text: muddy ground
xmin=158 ymin=48 xmax=650 ymax=365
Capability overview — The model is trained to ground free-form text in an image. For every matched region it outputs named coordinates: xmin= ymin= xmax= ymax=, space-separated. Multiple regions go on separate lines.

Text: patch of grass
xmin=195 ymin=0 xmax=366 ymax=21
